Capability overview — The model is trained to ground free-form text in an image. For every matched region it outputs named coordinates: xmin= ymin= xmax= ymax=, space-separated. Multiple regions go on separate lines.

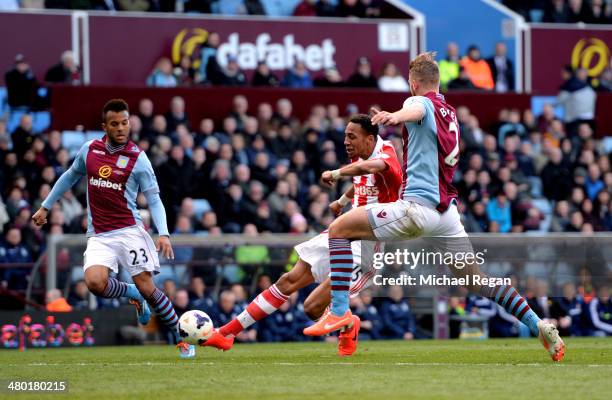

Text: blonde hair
xmin=409 ymin=51 xmax=440 ymax=87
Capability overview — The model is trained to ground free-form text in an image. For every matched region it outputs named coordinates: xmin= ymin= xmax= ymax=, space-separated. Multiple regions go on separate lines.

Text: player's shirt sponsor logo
xmin=98 ymin=165 xmax=112 ymax=178
xmin=89 ymin=176 xmax=123 ymax=191
xmin=116 ymin=156 xmax=129 ymax=169
xmin=355 ymin=185 xmax=379 ymax=197
xmin=376 ymin=210 xmax=387 ymax=218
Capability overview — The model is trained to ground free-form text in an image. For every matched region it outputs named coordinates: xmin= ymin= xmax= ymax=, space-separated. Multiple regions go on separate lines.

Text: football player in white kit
xmin=204 ymin=114 xmax=402 ymax=356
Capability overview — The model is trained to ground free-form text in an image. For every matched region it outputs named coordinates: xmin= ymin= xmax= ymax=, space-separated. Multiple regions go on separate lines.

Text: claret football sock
xmin=146 ymin=287 xmax=180 ymax=343
xmin=219 ymin=284 xmax=289 ymax=337
xmin=328 ymin=238 xmax=352 ymax=316
xmin=101 ymin=277 xmax=129 ymax=298
xmin=480 ymin=284 xmax=540 ymax=335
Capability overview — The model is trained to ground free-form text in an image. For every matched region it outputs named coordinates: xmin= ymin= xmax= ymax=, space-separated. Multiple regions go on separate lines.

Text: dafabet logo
xmin=571 ymin=37 xmax=610 ymax=79
xmin=98 ymin=165 xmax=112 ymax=178
xmin=172 ymin=28 xmax=336 ymax=72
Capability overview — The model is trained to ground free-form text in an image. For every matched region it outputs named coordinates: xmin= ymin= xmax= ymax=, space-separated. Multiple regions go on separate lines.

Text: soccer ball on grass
xmin=178 ymin=310 xmax=214 ymax=345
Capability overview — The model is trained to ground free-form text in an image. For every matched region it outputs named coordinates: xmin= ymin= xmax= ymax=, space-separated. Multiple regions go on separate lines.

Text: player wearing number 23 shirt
xmin=31 ymin=99 xmax=196 ymax=358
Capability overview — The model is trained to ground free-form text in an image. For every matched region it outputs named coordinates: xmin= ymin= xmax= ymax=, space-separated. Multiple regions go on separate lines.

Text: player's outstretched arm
xmin=330 ymin=186 xmax=354 ymax=217
xmin=370 ymin=101 xmax=425 ymax=126
xmin=32 ymin=143 xmax=89 ymax=226
xmin=322 ymin=158 xmax=388 ymax=186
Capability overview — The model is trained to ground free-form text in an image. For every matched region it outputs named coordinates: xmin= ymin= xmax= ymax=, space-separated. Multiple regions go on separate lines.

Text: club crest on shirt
xmin=116 ymin=156 xmax=129 ymax=169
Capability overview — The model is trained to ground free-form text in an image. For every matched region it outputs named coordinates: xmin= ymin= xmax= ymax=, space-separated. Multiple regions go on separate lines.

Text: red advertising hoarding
xmin=87 ymin=14 xmax=413 ymax=85
xmin=530 ymin=25 xmax=612 ymax=94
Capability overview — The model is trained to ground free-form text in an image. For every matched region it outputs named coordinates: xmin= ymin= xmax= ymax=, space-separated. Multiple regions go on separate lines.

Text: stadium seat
xmin=192 ymin=199 xmax=212 ymax=220
xmin=7 ymin=109 xmax=26 ymax=133
xmin=32 ymin=111 xmax=51 ymax=133
xmin=531 ymin=96 xmax=564 ymax=120
xmin=61 ymin=130 xmax=86 ymax=157
xmin=603 ymin=137 xmax=612 ymax=155
xmin=85 ymin=131 xmax=104 ymax=141
xmin=529 ymin=9 xmax=544 ymax=22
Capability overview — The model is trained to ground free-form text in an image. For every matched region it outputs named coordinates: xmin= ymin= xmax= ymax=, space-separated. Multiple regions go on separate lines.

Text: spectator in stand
xmin=0 ymin=227 xmax=32 ymax=290
xmin=551 ymin=282 xmax=584 ymax=337
xmin=447 ymin=66 xmax=477 ymax=91
xmin=173 ymin=55 xmax=196 ymax=86
xmin=541 ymin=148 xmax=572 ymax=202
xmin=171 ymin=289 xmax=189 ymax=318
xmin=439 ymin=42 xmax=460 ymax=91
xmin=257 ymin=296 xmax=299 ymax=342
xmin=587 ymin=284 xmax=612 ymax=336
xmin=165 ymin=96 xmax=190 ymax=133
xmin=68 ymin=279 xmax=90 ymax=310
xmin=4 ymin=54 xmax=37 ymax=110
xmin=380 ymin=286 xmax=415 ymax=340
xmin=346 ymin=56 xmax=378 ymax=88
xmin=215 ymin=290 xmax=257 ymax=342
xmin=314 ymin=66 xmax=344 ymax=87
xmin=352 ymin=289 xmax=382 ymax=339
xmin=293 ymin=0 xmax=317 ymax=16
xmin=557 ymin=66 xmax=596 ymax=134
xmin=486 ymin=42 xmax=514 ymax=93
xmin=251 ymin=61 xmax=279 ymax=87
xmin=587 ymin=0 xmax=612 ymax=23
xmin=544 ymin=0 xmax=570 ymax=22
xmin=44 ymin=50 xmax=80 ymax=84
xmin=460 ymin=45 xmax=494 ymax=91
xmin=11 ymin=114 xmax=35 ymax=161
xmin=567 ymin=0 xmax=590 ymax=22
xmin=378 ymin=62 xmax=409 ymax=92
xmin=220 ymin=55 xmax=247 ymax=86
xmin=597 ymin=67 xmax=612 ymax=92
xmin=282 ymin=60 xmax=313 ymax=88
xmin=487 ymin=190 xmax=512 ymax=233
xmin=146 ymin=57 xmax=178 ymax=87
xmin=199 ymin=31 xmax=224 ymax=84
xmin=316 ymin=0 xmax=337 ymax=16
xmin=337 ymin=0 xmax=365 ymax=17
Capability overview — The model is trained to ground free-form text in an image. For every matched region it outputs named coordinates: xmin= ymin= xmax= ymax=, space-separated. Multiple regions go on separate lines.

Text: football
xmin=178 ymin=310 xmax=214 ymax=345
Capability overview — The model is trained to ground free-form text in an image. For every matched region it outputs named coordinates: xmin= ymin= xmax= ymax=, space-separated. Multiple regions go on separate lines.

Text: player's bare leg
xmin=84 ymin=265 xmax=151 ymax=325
xmin=303 ymin=278 xmax=332 ymax=320
xmin=304 ymin=206 xmax=374 ymax=336
xmin=303 ymin=279 xmax=361 ymax=356
xmin=205 ymin=259 xmax=316 ymax=351
xmin=448 ymin=259 xmax=565 ymax=362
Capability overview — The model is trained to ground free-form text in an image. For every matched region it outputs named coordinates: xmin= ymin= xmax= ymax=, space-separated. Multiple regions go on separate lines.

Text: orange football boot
xmin=303 ymin=310 xmax=353 ymax=336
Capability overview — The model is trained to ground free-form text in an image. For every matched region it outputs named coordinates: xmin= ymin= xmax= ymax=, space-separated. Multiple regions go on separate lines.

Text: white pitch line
xmin=6 ymin=362 xmax=612 ymax=367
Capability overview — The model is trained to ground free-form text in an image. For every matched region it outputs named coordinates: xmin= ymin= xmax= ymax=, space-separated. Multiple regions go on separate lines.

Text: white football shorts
xmin=83 ymin=225 xmax=160 ymax=276
xmin=294 ymin=231 xmax=382 ymax=296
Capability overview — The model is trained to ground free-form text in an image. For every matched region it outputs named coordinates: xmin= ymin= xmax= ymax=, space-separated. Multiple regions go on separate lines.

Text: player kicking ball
xmin=31 ymin=99 xmax=195 ymax=358
xmin=302 ymin=53 xmax=565 ymax=362
xmin=204 ymin=114 xmax=403 ymax=356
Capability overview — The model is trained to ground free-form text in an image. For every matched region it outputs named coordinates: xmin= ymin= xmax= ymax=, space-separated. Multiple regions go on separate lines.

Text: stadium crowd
xmin=503 ymin=0 xmax=612 ymax=23
xmin=0 ymin=0 xmax=385 ymax=18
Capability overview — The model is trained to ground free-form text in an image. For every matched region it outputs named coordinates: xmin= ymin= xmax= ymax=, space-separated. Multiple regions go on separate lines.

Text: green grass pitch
xmin=1 ymin=338 xmax=611 ymax=400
